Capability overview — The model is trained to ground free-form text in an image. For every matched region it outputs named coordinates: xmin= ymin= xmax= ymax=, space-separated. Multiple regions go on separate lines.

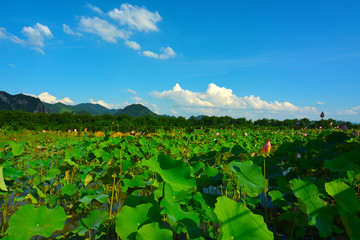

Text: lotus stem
xmin=109 ymin=175 xmax=116 ymax=220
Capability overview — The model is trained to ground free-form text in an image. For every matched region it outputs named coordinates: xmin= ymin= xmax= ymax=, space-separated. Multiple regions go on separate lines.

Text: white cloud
xmin=131 ymin=96 xmax=143 ymax=102
xmin=79 ymin=16 xmax=129 ymax=43
xmin=108 ymin=3 xmax=161 ymax=32
xmin=124 ymin=89 xmax=137 ymax=95
xmin=8 ymin=63 xmax=16 ymax=68
xmin=62 ymin=24 xmax=82 ymax=37
xmin=36 ymin=92 xmax=74 ymax=104
xmin=143 ymin=47 xmax=176 ymax=60
xmin=151 ymin=104 xmax=161 ymax=114
xmin=316 ymin=102 xmax=324 ymax=105
xmin=125 ymin=40 xmax=141 ymax=50
xmin=152 ymin=83 xmax=316 ymax=114
xmin=22 ymin=23 xmax=53 ymax=47
xmin=0 ymin=23 xmax=52 ymax=54
xmin=337 ymin=106 xmax=360 ymax=115
xmin=87 ymin=4 xmax=105 ymax=16
xmin=90 ymin=98 xmax=120 ymax=109
xmin=170 ymin=109 xmax=179 ymax=115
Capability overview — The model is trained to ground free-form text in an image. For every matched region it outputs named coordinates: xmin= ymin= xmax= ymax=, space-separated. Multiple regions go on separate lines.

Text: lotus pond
xmin=0 ymin=128 xmax=359 ymax=239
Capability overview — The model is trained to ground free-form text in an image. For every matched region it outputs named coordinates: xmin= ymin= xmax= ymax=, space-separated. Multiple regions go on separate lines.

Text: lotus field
xmin=0 ymin=127 xmax=360 ymax=239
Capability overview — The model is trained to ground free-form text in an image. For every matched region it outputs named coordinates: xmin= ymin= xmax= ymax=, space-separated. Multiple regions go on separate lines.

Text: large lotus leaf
xmin=76 ymin=209 xmax=108 ymax=235
xmin=214 ymin=196 xmax=273 ymax=240
xmin=79 ymin=194 xmax=109 ymax=205
xmin=325 ymin=181 xmax=360 ymax=214
xmin=43 ymin=168 xmax=61 ymax=181
xmin=0 ymin=167 xmax=8 ymax=191
xmin=290 ymin=179 xmax=333 ymax=237
xmin=228 ymin=161 xmax=265 ymax=197
xmin=340 ymin=214 xmax=360 ymax=240
xmin=143 ymin=154 xmax=196 ymax=191
xmin=60 ymin=183 xmax=78 ymax=197
xmin=6 ymin=204 xmax=66 ymax=240
xmin=9 ymin=141 xmax=24 ymax=156
xmin=161 ymin=198 xmax=203 ymax=239
xmin=192 ymin=192 xmax=218 ymax=223
xmin=116 ymin=203 xmax=155 ymax=240
xmin=136 ymin=222 xmax=173 ymax=240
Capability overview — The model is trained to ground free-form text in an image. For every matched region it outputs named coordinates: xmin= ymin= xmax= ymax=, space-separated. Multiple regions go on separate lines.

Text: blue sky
xmin=1 ymin=0 xmax=360 ymax=121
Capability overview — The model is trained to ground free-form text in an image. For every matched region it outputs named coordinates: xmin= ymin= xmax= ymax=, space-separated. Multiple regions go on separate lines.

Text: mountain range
xmin=0 ymin=91 xmax=158 ymax=118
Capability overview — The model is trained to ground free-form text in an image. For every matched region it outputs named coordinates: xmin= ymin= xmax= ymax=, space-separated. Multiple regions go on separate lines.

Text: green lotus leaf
xmin=76 ymin=209 xmax=108 ymax=235
xmin=325 ymin=181 xmax=360 ymax=239
xmin=0 ymin=167 xmax=8 ymax=191
xmin=290 ymin=179 xmax=333 ymax=237
xmin=115 ymin=203 xmax=155 ymax=240
xmin=325 ymin=181 xmax=360 ymax=214
xmin=6 ymin=204 xmax=66 ymax=240
xmin=43 ymin=168 xmax=61 ymax=181
xmin=136 ymin=222 xmax=173 ymax=240
xmin=161 ymin=198 xmax=203 ymax=239
xmin=60 ymin=183 xmax=78 ymax=197
xmin=143 ymin=154 xmax=196 ymax=192
xmin=228 ymin=161 xmax=265 ymax=197
xmin=214 ymin=196 xmax=273 ymax=240
xmin=9 ymin=141 xmax=24 ymax=157
xmin=192 ymin=192 xmax=218 ymax=223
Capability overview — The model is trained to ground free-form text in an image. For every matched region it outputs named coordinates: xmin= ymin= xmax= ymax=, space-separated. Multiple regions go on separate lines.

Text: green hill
xmin=0 ymin=91 xmax=49 ymax=113
xmin=115 ymin=104 xmax=158 ymax=118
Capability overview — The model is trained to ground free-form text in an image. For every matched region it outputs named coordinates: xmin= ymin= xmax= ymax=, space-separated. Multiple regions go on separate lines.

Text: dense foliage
xmin=0 ymin=110 xmax=357 ymax=132
xmin=0 ymin=127 xmax=360 ymax=239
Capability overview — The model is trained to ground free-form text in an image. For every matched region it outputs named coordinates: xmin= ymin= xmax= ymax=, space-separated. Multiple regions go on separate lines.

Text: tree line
xmin=0 ymin=110 xmax=357 ymax=132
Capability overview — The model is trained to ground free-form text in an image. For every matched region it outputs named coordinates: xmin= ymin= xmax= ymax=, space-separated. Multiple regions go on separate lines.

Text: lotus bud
xmin=342 ymin=124 xmax=348 ymax=131
xmin=320 ymin=112 xmax=325 ymax=119
xmin=250 ymin=152 xmax=255 ymax=157
xmin=244 ymin=133 xmax=248 ymax=136
xmin=261 ymin=140 xmax=271 ymax=155
xmin=352 ymin=131 xmax=358 ymax=137
xmin=296 ymin=153 xmax=301 ymax=159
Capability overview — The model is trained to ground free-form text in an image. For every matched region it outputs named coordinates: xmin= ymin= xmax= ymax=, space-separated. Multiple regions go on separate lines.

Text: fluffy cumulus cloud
xmin=79 ymin=16 xmax=129 ymax=43
xmin=108 ymin=3 xmax=161 ymax=32
xmin=0 ymin=23 xmax=53 ymax=54
xmin=143 ymin=47 xmax=176 ymax=60
xmin=152 ymin=83 xmax=317 ymax=117
xmin=90 ymin=99 xmax=120 ymax=109
xmin=29 ymin=92 xmax=74 ymax=104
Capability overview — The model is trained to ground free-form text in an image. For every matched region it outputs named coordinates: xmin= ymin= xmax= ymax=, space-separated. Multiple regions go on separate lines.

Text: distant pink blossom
xmin=250 ymin=152 xmax=255 ymax=157
xmin=303 ymin=133 xmax=307 ymax=136
xmin=296 ymin=153 xmax=301 ymax=159
xmin=244 ymin=133 xmax=248 ymax=136
xmin=342 ymin=124 xmax=348 ymax=131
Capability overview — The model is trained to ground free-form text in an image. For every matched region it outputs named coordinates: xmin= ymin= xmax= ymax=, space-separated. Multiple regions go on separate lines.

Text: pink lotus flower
xmin=303 ymin=133 xmax=307 ymax=136
xmin=216 ymin=132 xmax=219 ymax=136
xmin=261 ymin=140 xmax=271 ymax=155
xmin=43 ymin=130 xmax=46 ymax=133
xmin=244 ymin=133 xmax=248 ymax=136
xmin=74 ymin=129 xmax=77 ymax=132
xmin=296 ymin=153 xmax=301 ymax=159
xmin=342 ymin=124 xmax=348 ymax=131
xmin=352 ymin=131 xmax=359 ymax=137
xmin=231 ymin=133 xmax=234 ymax=136
xmin=68 ymin=129 xmax=71 ymax=133
xmin=250 ymin=152 xmax=255 ymax=157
